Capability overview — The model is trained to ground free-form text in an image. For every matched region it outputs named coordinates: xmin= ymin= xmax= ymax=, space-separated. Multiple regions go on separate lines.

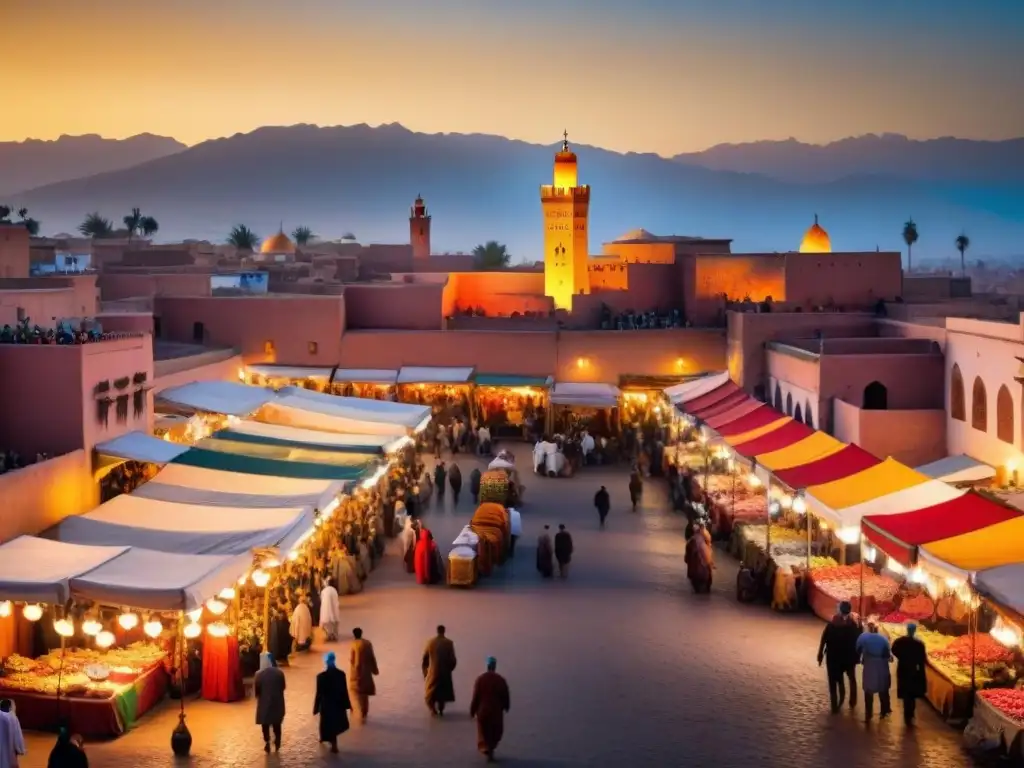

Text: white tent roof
xmin=332 ymin=369 xmax=399 ymax=385
xmin=157 ymin=381 xmax=276 ymax=416
xmin=54 ymin=495 xmax=314 ymax=555
xmin=70 ymin=549 xmax=252 ymax=612
xmin=277 ymin=387 xmax=431 ymax=429
xmin=550 ymin=382 xmax=622 ymax=408
xmin=809 ymin=480 xmax=964 ymax=531
xmin=230 ymin=420 xmax=412 ymax=454
xmin=915 ymin=454 xmax=995 ymax=484
xmin=247 ymin=365 xmax=334 ymax=380
xmin=973 ymin=564 xmax=1024 ymax=617
xmin=133 ymin=463 xmax=343 ymax=510
xmin=94 ymin=431 xmax=190 ymax=464
xmin=397 ymin=366 xmax=474 ymax=385
xmin=664 ymin=372 xmax=730 ymax=404
xmin=0 ymin=537 xmax=128 ymax=604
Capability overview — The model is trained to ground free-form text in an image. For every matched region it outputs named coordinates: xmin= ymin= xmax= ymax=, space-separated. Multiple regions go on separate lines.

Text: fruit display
xmin=980 ymin=688 xmax=1024 ymax=724
xmin=479 ymin=470 xmax=510 ymax=504
xmin=809 ymin=564 xmax=898 ymax=604
xmin=880 ymin=622 xmax=956 ymax=654
xmin=933 ymin=634 xmax=1015 ymax=667
xmin=0 ymin=642 xmax=166 ymax=699
xmin=810 ymin=556 xmax=838 ymax=570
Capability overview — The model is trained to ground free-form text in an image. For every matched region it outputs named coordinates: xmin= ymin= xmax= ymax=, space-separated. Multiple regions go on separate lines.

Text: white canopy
xmin=263 ymin=391 xmax=430 ymax=437
xmin=229 ymin=420 xmax=412 ymax=454
xmin=0 ymin=537 xmax=128 ymax=604
xmin=157 ymin=381 xmax=276 ymax=416
xmin=133 ymin=463 xmax=343 ymax=510
xmin=70 ymin=549 xmax=252 ymax=612
xmin=664 ymin=372 xmax=730 ymax=404
xmin=397 ymin=366 xmax=474 ymax=385
xmin=915 ymin=455 xmax=995 ymax=484
xmin=332 ymin=369 xmax=399 ymax=385
xmin=247 ymin=365 xmax=334 ymax=380
xmin=550 ymin=382 xmax=622 ymax=408
xmin=277 ymin=387 xmax=430 ymax=429
xmin=54 ymin=495 xmax=314 ymax=555
xmin=973 ymin=565 xmax=1024 ymax=617
xmin=809 ymin=480 xmax=964 ymax=532
xmin=94 ymin=431 xmax=190 ymax=465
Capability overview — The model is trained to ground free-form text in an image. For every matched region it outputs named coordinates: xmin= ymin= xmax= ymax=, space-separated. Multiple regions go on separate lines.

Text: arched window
xmin=785 ymin=392 xmax=793 ymax=416
xmin=804 ymin=402 xmax=815 ymax=429
xmin=774 ymin=384 xmax=784 ymax=411
xmin=794 ymin=403 xmax=803 ymax=423
xmin=863 ymin=381 xmax=888 ymax=410
xmin=997 ymin=384 xmax=1014 ymax=444
xmin=972 ymin=376 xmax=988 ymax=432
xmin=950 ymin=364 xmax=965 ymax=421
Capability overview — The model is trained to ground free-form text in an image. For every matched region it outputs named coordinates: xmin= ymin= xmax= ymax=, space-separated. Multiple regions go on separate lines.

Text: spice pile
xmin=809 ymin=564 xmax=899 ymax=604
xmin=0 ymin=642 xmax=166 ymax=698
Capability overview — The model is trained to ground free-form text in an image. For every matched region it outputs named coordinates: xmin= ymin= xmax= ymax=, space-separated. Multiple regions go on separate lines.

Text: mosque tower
xmin=799 ymin=214 xmax=832 ymax=253
xmin=541 ymin=131 xmax=590 ymax=311
xmin=410 ymin=194 xmax=431 ymax=260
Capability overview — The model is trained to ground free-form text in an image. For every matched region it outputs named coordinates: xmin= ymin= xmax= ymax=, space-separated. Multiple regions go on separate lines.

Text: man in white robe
xmin=319 ymin=579 xmax=341 ymax=642
xmin=0 ymin=698 xmax=23 ymax=768
xmin=289 ymin=596 xmax=313 ymax=652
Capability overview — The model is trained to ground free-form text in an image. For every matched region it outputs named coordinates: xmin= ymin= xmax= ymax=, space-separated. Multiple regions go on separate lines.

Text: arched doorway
xmin=950 ymin=364 xmax=965 ymax=421
xmin=863 ymin=381 xmax=888 ymax=410
xmin=794 ymin=403 xmax=803 ymax=423
xmin=997 ymin=385 xmax=1014 ymax=443
xmin=805 ymin=401 xmax=815 ymax=429
xmin=972 ymin=377 xmax=988 ymax=432
xmin=785 ymin=392 xmax=793 ymax=416
xmin=774 ymin=384 xmax=784 ymax=411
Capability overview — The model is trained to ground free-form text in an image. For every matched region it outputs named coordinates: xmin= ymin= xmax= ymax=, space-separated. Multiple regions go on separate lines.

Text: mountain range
xmin=6 ymin=125 xmax=1023 ymax=261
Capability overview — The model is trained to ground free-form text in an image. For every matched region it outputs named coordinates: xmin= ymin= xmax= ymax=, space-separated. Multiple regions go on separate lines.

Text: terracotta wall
xmin=153 ymin=350 xmax=244 ymax=394
xmin=449 ymin=272 xmax=546 ymax=314
xmin=602 ymin=242 xmax=677 ymax=264
xmin=0 ymin=286 xmax=78 ymax=326
xmin=832 ymin=400 xmax=946 ymax=466
xmin=0 ymin=224 xmax=30 ymax=278
xmin=557 ymin=329 xmax=724 ymax=382
xmin=97 ymin=312 xmax=154 ymax=335
xmin=99 ymin=272 xmax=212 ymax=301
xmin=0 ymin=345 xmax=85 ymax=455
xmin=875 ymin=319 xmax=948 ymax=351
xmin=693 ymin=255 xmax=785 ymax=302
xmin=344 ymin=283 xmax=443 ymax=330
xmin=784 ymin=252 xmax=902 ymax=308
xmin=155 ymin=295 xmax=345 ymax=364
xmin=820 ymin=353 xmax=945 ymax=411
xmin=588 ymin=262 xmax=629 ymax=291
xmin=569 ymin=264 xmax=680 ymax=327
xmin=0 ymin=450 xmax=98 ymax=543
xmin=78 ymin=334 xmax=155 ymax=451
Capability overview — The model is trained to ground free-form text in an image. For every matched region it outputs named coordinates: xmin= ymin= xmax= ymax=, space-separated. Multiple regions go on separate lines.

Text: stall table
xmin=972 ymin=690 xmax=1024 ymax=759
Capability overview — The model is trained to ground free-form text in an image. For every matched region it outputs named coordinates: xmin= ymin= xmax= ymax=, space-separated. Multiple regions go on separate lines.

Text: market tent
xmin=396 ymin=366 xmax=475 ymax=385
xmin=824 ymin=480 xmax=964 ymax=534
xmin=705 ymin=398 xmax=762 ymax=430
xmin=680 ymin=381 xmax=742 ymax=415
xmin=197 ymin=436 xmax=383 ymax=469
xmin=806 ymin=458 xmax=929 ymax=523
xmin=920 ymin=516 xmax=1024 ymax=578
xmin=690 ymin=390 xmax=752 ymax=420
xmin=262 ymin=387 xmax=432 ymax=435
xmin=54 ymin=495 xmax=315 ymax=555
xmin=172 ymin=445 xmax=375 ymax=481
xmin=94 ymin=431 xmax=189 ymax=465
xmin=715 ymin=405 xmax=785 ymax=438
xmin=756 ymin=432 xmax=845 ymax=472
xmin=473 ymin=374 xmax=553 ymax=388
xmin=133 ymin=463 xmax=343 ymax=510
xmin=0 ymin=537 xmax=128 ymax=604
xmin=733 ymin=419 xmax=814 ymax=457
xmin=217 ymin=421 xmax=410 ymax=456
xmin=330 ymin=369 xmax=400 ymax=385
xmin=862 ymin=492 xmax=1020 ymax=566
xmin=247 ymin=365 xmax=334 ymax=380
xmin=664 ymin=371 xmax=730 ymax=404
xmin=550 ymin=382 xmax=622 ymax=408
xmin=157 ymin=381 xmax=276 ymax=416
xmin=974 ymin=564 xmax=1024 ymax=619
xmin=915 ymin=454 xmax=995 ymax=484
xmin=773 ymin=444 xmax=881 ymax=489
xmin=70 ymin=548 xmax=252 ymax=612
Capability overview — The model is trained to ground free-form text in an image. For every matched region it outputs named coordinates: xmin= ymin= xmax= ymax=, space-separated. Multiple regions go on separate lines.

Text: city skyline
xmin=4 ymin=0 xmax=1023 ymax=155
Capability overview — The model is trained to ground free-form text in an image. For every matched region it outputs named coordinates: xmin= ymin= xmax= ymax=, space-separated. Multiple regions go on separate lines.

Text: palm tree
xmin=16 ymin=208 xmax=27 ymax=220
xmin=79 ymin=212 xmax=114 ymax=238
xmin=17 ymin=208 xmax=40 ymax=236
xmin=472 ymin=241 xmax=511 ymax=270
xmin=0 ymin=206 xmax=10 ymax=222
xmin=291 ymin=226 xmax=314 ymax=246
xmin=140 ymin=215 xmax=159 ymax=239
xmin=955 ymin=232 xmax=970 ymax=277
xmin=227 ymin=224 xmax=259 ymax=251
xmin=902 ymin=218 xmax=919 ymax=273
xmin=123 ymin=207 xmax=143 ymax=246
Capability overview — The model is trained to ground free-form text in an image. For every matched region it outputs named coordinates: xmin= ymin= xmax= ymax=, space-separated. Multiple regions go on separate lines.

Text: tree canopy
xmin=227 ymin=224 xmax=260 ymax=250
xmin=473 ymin=240 xmax=511 ymax=270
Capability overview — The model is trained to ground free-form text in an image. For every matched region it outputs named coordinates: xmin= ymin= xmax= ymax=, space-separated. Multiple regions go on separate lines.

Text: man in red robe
xmin=470 ymin=656 xmax=510 ymax=763
xmin=414 ymin=528 xmax=436 ymax=585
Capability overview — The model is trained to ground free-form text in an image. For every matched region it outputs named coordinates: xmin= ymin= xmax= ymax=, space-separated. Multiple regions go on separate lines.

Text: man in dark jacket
xmin=817 ymin=600 xmax=862 ymax=713
xmin=313 ymin=652 xmax=352 ymax=754
xmin=554 ymin=524 xmax=573 ymax=578
xmin=594 ymin=486 xmax=611 ymax=528
xmin=891 ymin=622 xmax=927 ymax=725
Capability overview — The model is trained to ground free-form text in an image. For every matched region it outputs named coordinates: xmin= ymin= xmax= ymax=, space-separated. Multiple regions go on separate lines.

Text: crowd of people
xmin=0 ymin=449 xmax=55 ymax=476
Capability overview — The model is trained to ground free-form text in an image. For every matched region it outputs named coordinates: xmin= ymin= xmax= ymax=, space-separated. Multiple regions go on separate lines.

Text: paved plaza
xmin=20 ymin=454 xmax=977 ymax=767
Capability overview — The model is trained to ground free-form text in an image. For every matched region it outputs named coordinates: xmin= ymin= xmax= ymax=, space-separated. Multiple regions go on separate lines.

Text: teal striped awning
xmin=172 ymin=447 xmax=375 ymax=481
xmin=213 ymin=429 xmax=395 ymax=456
xmin=473 ymin=374 xmax=553 ymax=388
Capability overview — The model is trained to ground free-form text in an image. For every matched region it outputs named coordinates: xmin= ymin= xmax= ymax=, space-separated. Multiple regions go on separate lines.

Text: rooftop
xmin=606 ymin=229 xmax=733 ymax=245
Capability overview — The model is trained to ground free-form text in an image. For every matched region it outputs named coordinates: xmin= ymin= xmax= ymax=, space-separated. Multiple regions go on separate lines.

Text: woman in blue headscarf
xmin=313 ymin=652 xmax=352 ymax=754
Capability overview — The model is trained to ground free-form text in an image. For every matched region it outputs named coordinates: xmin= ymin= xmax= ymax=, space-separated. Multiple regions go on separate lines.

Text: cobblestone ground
xmin=21 ymin=454 xmax=980 ymax=767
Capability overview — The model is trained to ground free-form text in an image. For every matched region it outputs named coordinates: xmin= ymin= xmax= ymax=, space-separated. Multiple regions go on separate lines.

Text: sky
xmin=3 ymin=0 xmax=1023 ymax=155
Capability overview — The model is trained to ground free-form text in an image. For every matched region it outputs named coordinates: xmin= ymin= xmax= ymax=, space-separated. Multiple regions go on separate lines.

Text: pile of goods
xmin=810 ymin=556 xmax=838 ymax=570
xmin=880 ymin=622 xmax=956 ymax=654
xmin=930 ymin=634 xmax=1016 ymax=688
xmin=979 ymin=688 xmax=1024 ymax=724
xmin=808 ymin=564 xmax=899 ymax=607
xmin=479 ymin=471 xmax=510 ymax=505
xmin=0 ymin=642 xmax=166 ymax=699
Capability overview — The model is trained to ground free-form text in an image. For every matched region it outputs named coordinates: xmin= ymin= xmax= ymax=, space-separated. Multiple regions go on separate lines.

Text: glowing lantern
xmin=118 ymin=612 xmax=139 ymax=631
xmin=206 ymin=622 xmax=230 ymax=637
xmin=262 ymin=557 xmax=281 ymax=569
xmin=143 ymin=619 xmax=163 ymax=639
xmin=22 ymin=604 xmax=43 ymax=622
xmin=218 ymin=587 xmax=236 ymax=601
xmin=0 ymin=601 xmax=11 ymax=618
xmin=54 ymin=618 xmax=75 ymax=638
xmin=205 ymin=599 xmax=228 ymax=616
xmin=251 ymin=569 xmax=271 ymax=588
xmin=288 ymin=551 xmax=299 ymax=562
xmin=792 ymin=496 xmax=807 ymax=515
xmin=237 ymin=573 xmax=248 ymax=586
xmin=187 ymin=608 xmax=203 ymax=623
xmin=95 ymin=631 xmax=115 ymax=649
xmin=183 ymin=622 xmax=202 ymax=640
xmin=81 ymin=619 xmax=102 ymax=637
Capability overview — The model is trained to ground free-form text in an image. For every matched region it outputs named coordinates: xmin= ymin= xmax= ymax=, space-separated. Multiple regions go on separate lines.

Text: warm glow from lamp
xmin=205 ymin=599 xmax=228 ymax=616
xmin=945 ymin=576 xmax=965 ymax=590
xmin=0 ymin=601 xmax=11 ymax=618
xmin=81 ymin=618 xmax=102 ymax=636
xmin=886 ymin=559 xmax=906 ymax=576
xmin=576 ymin=357 xmax=587 ymax=369
xmin=237 ymin=573 xmax=248 ymax=586
xmin=321 ymin=497 xmax=340 ymax=517
xmin=118 ymin=612 xmax=139 ymax=631
xmin=288 ymin=550 xmax=299 ymax=562
xmin=183 ymin=622 xmax=202 ymax=640
xmin=22 ymin=604 xmax=43 ymax=622
xmin=143 ymin=619 xmax=163 ymax=639
xmin=863 ymin=545 xmax=877 ymax=563
xmin=206 ymin=621 xmax=230 ymax=637
xmin=836 ymin=527 xmax=860 ymax=545
xmin=95 ymin=631 xmax=115 ymax=649
xmin=746 ymin=473 xmax=761 ymax=488
xmin=238 ymin=368 xmax=246 ymax=382
xmin=262 ymin=557 xmax=281 ymax=569
xmin=768 ymin=501 xmax=780 ymax=517
xmin=251 ymin=569 xmax=271 ymax=588
xmin=1008 ymin=459 xmax=1018 ymax=473
xmin=908 ymin=566 xmax=927 ymax=584
xmin=792 ymin=496 xmax=807 ymax=514
xmin=991 ymin=618 xmax=1022 ymax=648
xmin=675 ymin=357 xmax=685 ymax=369
xmin=54 ymin=618 xmax=75 ymax=638
xmin=186 ymin=608 xmax=203 ymax=622
xmin=218 ymin=587 xmax=236 ymax=601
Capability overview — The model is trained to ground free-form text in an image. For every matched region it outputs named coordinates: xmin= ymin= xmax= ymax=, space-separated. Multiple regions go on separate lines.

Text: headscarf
xmin=906 ymin=622 xmax=918 ymax=637
xmin=324 ymin=651 xmax=336 ymax=668
xmin=259 ymin=652 xmax=275 ymax=671
xmin=486 ymin=656 xmax=497 ymax=670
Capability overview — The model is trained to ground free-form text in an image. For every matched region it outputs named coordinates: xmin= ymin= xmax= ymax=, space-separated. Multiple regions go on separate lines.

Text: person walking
xmin=449 ymin=463 xmax=463 ymax=506
xmin=508 ymin=507 xmax=522 ymax=557
xmin=470 ymin=467 xmax=482 ymax=504
xmin=684 ymin=523 xmax=713 ymax=593
xmin=628 ymin=469 xmax=643 ymax=512
xmin=0 ymin=699 xmax=25 ymax=767
xmin=46 ymin=729 xmax=87 ymax=768
xmin=348 ymin=627 xmax=379 ymax=724
xmin=313 ymin=652 xmax=352 ymax=754
xmin=536 ymin=525 xmax=554 ymax=578
xmin=817 ymin=601 xmax=862 ymax=713
xmin=254 ymin=652 xmax=286 ymax=753
xmin=470 ymin=657 xmax=511 ymax=763
xmin=290 ymin=595 xmax=313 ymax=652
xmin=554 ymin=524 xmax=573 ymax=579
xmin=855 ymin=621 xmax=893 ymax=721
xmin=422 ymin=625 xmax=458 ymax=716
xmin=434 ymin=461 xmax=447 ymax=502
xmin=891 ymin=622 xmax=927 ymax=726
xmin=319 ymin=578 xmax=340 ymax=642
xmin=594 ymin=486 xmax=611 ymax=528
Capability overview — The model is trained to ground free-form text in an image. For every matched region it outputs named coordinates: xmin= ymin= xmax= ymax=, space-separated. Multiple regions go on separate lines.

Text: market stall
xmin=244 ymin=365 xmax=334 ymax=389
xmin=170 ymin=443 xmax=379 ymax=482
xmin=157 ymin=381 xmax=277 ymax=418
xmin=916 ymin=454 xmax=997 ymax=486
xmin=472 ymin=374 xmax=551 ymax=440
xmin=664 ymin=371 xmax=731 ymax=406
xmin=549 ymin=382 xmax=621 ymax=439
xmin=260 ymin=386 xmax=431 ymax=437
xmin=215 ymin=420 xmax=413 ymax=457
xmin=396 ymin=366 xmax=475 ymax=420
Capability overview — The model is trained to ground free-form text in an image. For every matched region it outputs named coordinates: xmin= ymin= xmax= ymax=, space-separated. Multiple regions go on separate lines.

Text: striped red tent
xmin=716 ymin=404 xmax=787 ymax=438
xmin=681 ymin=381 xmax=742 ymax=414
xmin=772 ymin=444 xmax=881 ymax=489
xmin=705 ymin=398 xmax=763 ymax=430
xmin=733 ymin=419 xmax=814 ymax=458
xmin=691 ymin=390 xmax=753 ymax=421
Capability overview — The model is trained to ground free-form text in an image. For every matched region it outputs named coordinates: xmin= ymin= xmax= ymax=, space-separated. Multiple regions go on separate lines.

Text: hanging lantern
xmin=218 ymin=587 xmax=236 ymax=601
xmin=95 ymin=630 xmax=115 ymax=649
xmin=183 ymin=621 xmax=202 ymax=640
xmin=251 ymin=569 xmax=270 ymax=588
xmin=22 ymin=604 xmax=43 ymax=622
xmin=81 ymin=618 xmax=102 ymax=636
xmin=205 ymin=599 xmax=228 ymax=616
xmin=237 ymin=573 xmax=248 ymax=586
xmin=186 ymin=608 xmax=203 ymax=623
xmin=0 ymin=601 xmax=11 ymax=618
xmin=143 ymin=619 xmax=163 ymax=639
xmin=206 ymin=622 xmax=229 ymax=637
xmin=262 ymin=556 xmax=281 ymax=569
xmin=118 ymin=612 xmax=139 ymax=631
xmin=54 ymin=618 xmax=75 ymax=638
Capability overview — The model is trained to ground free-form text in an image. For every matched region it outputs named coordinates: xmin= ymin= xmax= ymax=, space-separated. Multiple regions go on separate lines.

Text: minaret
xmin=410 ymin=194 xmax=431 ymax=260
xmin=541 ymin=131 xmax=590 ymax=311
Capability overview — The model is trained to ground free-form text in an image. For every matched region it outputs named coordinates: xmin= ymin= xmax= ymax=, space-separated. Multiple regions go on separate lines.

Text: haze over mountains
xmin=6 ymin=125 xmax=1023 ymax=261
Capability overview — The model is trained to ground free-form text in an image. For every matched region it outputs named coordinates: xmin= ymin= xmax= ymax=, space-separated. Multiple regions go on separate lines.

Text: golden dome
xmin=261 ymin=229 xmax=295 ymax=255
xmin=799 ymin=214 xmax=831 ymax=253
